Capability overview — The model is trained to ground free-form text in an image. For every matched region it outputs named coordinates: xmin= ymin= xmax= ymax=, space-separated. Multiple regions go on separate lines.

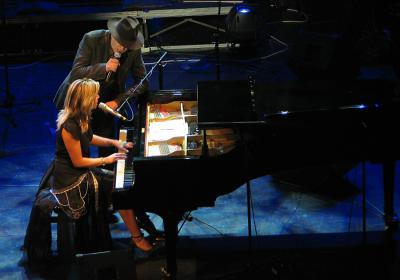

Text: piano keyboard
xmin=114 ymin=128 xmax=135 ymax=189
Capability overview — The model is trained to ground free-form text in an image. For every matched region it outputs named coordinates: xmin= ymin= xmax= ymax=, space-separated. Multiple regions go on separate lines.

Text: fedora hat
xmin=107 ymin=16 xmax=144 ymax=50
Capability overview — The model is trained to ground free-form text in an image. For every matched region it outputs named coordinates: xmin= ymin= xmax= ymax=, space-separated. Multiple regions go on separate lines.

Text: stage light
xmin=237 ymin=7 xmax=251 ymax=14
xmin=225 ymin=3 xmax=258 ymax=44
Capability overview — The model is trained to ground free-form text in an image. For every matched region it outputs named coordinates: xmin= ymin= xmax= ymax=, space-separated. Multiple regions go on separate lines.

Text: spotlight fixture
xmin=225 ymin=3 xmax=258 ymax=44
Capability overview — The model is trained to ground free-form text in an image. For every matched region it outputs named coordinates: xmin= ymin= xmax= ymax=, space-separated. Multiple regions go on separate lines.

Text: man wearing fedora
xmin=53 ymin=16 xmax=162 ymax=240
xmin=54 ymin=16 xmax=147 ymax=158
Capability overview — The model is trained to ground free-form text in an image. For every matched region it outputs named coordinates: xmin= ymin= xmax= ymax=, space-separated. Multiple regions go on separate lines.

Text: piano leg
xmin=383 ymin=160 xmax=398 ymax=230
xmin=162 ymin=211 xmax=179 ymax=278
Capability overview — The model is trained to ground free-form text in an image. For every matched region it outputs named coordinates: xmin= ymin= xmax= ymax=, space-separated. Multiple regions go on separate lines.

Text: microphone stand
xmin=219 ymin=0 xmax=256 ymax=274
xmin=201 ymin=0 xmax=222 ymax=157
xmin=117 ymin=51 xmax=168 ymax=112
xmin=215 ymin=0 xmax=222 ymax=81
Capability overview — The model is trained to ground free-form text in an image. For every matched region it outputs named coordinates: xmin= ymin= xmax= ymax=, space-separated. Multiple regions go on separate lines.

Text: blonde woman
xmin=52 ymin=78 xmax=152 ymax=252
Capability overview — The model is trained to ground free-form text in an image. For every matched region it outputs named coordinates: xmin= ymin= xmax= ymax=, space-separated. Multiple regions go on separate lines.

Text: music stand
xmin=197 ymin=80 xmax=263 ymax=127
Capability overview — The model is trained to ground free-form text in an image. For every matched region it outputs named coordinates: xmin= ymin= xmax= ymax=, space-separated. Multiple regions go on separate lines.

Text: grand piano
xmin=112 ymin=79 xmax=400 ymax=277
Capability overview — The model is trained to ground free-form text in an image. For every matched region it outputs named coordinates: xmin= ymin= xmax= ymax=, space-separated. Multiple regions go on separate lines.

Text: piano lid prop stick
xmin=180 ymin=102 xmax=185 ymax=120
xmin=181 ymin=102 xmax=187 ymax=155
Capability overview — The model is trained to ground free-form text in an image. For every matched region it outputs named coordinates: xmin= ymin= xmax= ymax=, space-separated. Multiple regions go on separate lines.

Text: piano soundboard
xmin=114 ymin=98 xmax=238 ymax=190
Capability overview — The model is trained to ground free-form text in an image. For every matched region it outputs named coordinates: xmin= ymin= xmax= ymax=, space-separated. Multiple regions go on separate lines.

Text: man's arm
xmin=70 ymin=31 xmax=108 ymax=81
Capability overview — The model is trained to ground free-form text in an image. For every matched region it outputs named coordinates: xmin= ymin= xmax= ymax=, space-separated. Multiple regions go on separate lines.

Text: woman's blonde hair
xmin=56 ymin=78 xmax=100 ymax=132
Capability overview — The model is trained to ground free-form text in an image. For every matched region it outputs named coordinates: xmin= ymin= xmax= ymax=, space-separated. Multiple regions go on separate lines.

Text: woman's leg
xmin=93 ymin=169 xmax=152 ymax=251
xmin=119 ymin=209 xmax=153 ymax=251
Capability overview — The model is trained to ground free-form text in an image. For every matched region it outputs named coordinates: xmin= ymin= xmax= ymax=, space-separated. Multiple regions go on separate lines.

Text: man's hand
xmin=106 ymin=57 xmax=120 ymax=73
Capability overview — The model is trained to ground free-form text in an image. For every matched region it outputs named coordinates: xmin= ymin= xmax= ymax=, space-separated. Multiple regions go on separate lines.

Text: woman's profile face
xmin=92 ymin=92 xmax=100 ymax=110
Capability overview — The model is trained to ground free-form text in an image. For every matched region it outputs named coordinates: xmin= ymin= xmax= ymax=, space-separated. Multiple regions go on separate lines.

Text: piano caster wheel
xmin=384 ymin=213 xmax=399 ymax=231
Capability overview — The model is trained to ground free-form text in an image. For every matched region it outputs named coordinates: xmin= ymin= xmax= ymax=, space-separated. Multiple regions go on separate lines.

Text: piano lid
xmin=198 ymin=79 xmax=400 ymax=128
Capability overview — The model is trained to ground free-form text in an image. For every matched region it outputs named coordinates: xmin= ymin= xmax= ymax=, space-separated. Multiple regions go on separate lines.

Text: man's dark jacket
xmin=53 ymin=29 xmax=148 ymax=110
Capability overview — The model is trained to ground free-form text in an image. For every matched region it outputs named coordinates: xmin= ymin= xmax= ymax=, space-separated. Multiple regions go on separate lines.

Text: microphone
xmin=98 ymin=102 xmax=127 ymax=121
xmin=105 ymin=52 xmax=121 ymax=82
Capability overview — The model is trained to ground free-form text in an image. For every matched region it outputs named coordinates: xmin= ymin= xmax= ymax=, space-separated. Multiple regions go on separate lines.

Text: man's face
xmin=111 ymin=36 xmax=128 ymax=54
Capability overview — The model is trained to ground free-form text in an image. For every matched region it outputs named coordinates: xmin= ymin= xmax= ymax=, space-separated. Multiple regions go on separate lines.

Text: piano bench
xmin=50 ymin=207 xmax=79 ymax=262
